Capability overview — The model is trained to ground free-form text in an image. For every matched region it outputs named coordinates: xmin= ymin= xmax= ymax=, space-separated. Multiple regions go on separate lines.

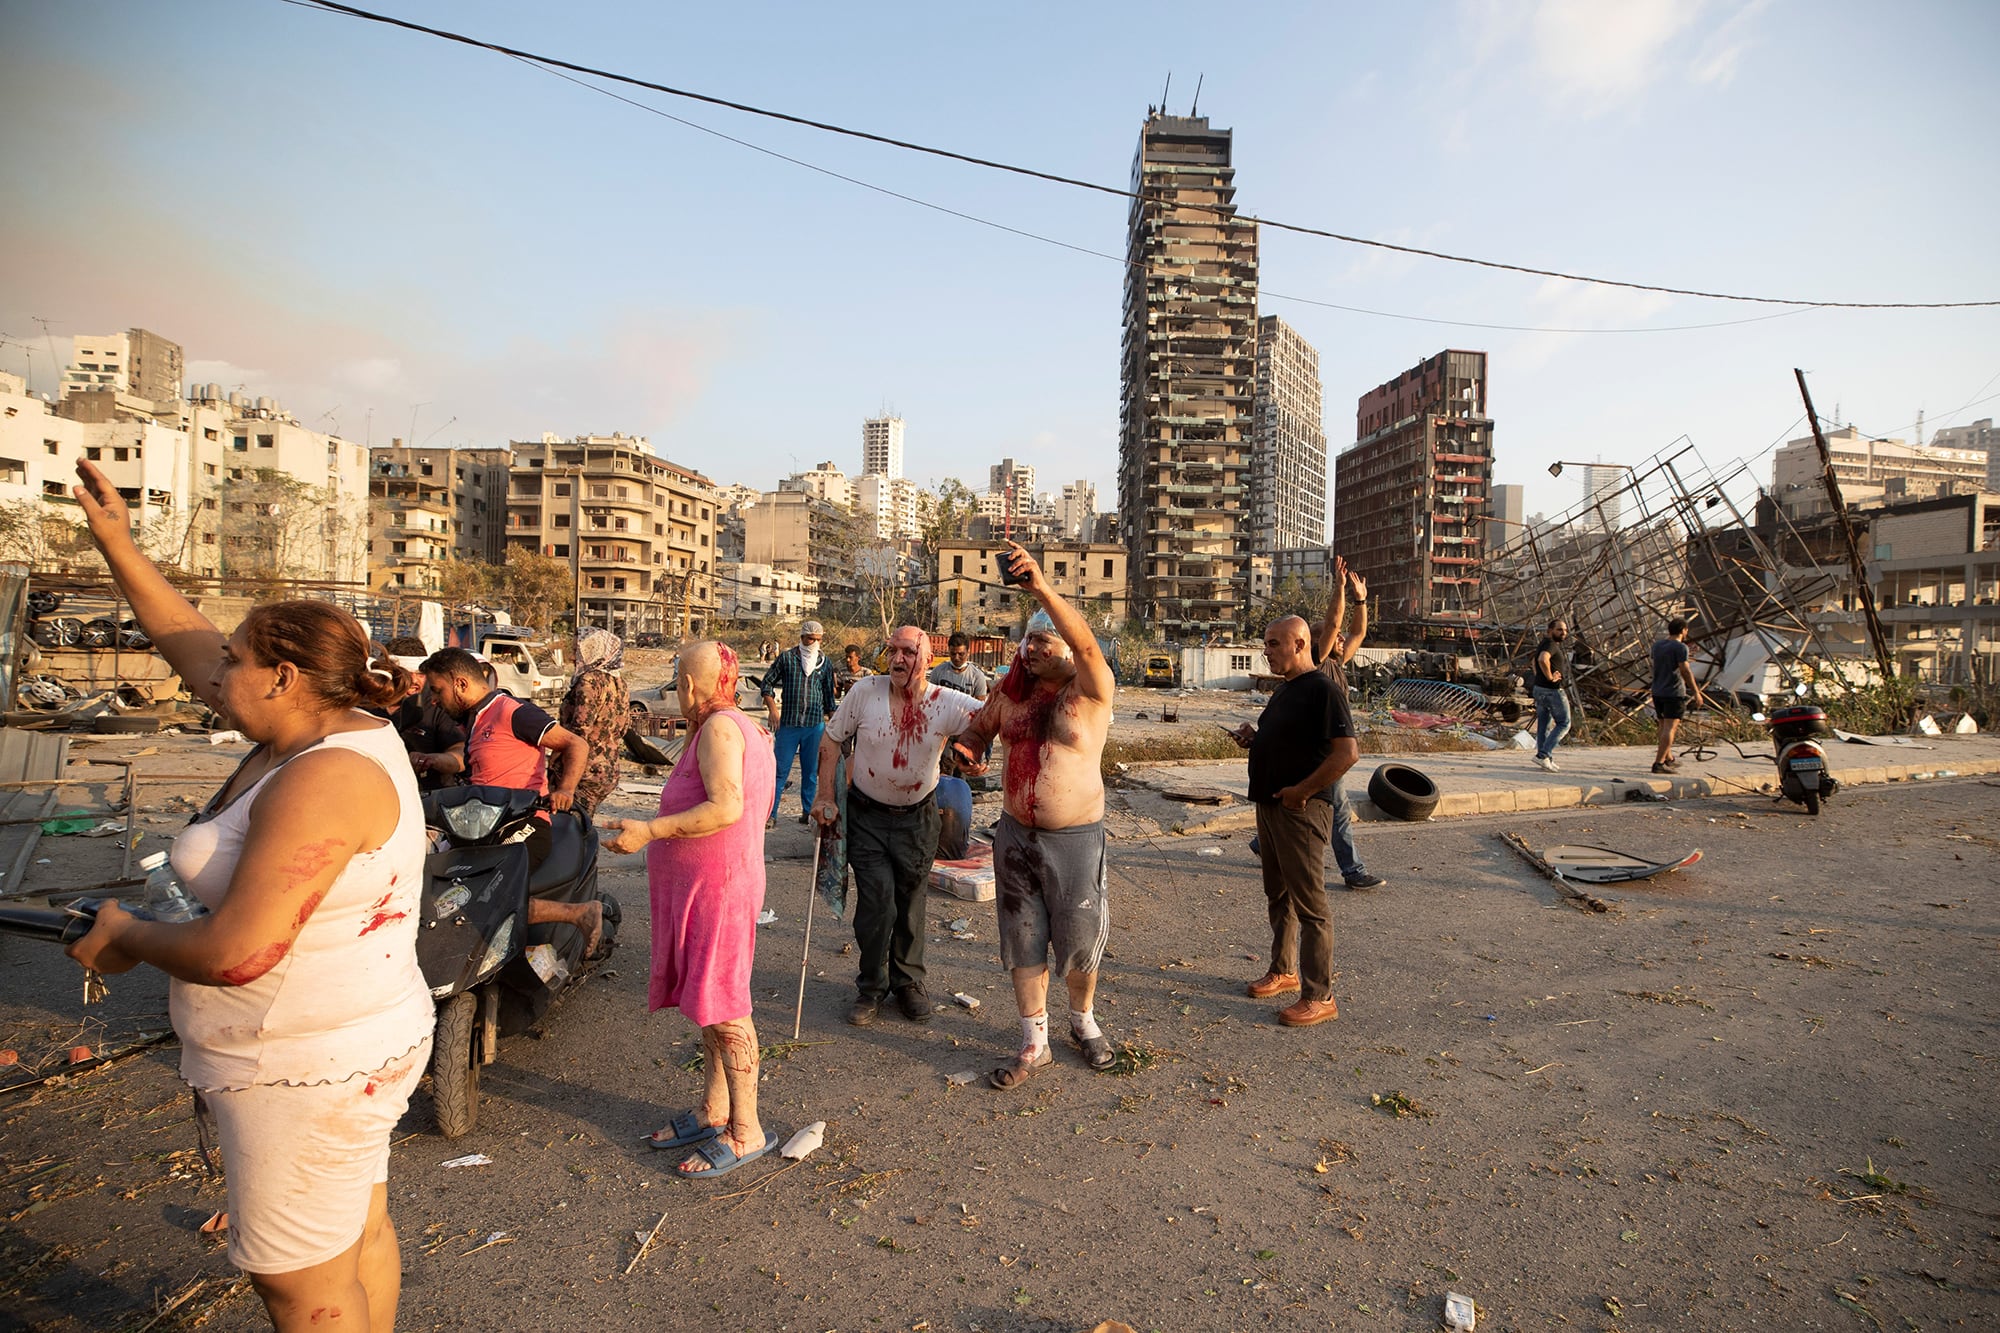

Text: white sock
xmin=1020 ymin=1012 xmax=1048 ymax=1053
xmin=1071 ymin=1009 xmax=1103 ymax=1041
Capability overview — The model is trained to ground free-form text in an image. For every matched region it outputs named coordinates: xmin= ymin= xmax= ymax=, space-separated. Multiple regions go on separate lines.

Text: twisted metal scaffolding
xmin=1479 ymin=439 xmax=1864 ymax=708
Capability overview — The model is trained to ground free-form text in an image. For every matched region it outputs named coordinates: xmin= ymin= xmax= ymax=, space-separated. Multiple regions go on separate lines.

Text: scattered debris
xmin=1369 ymin=1089 xmax=1432 ymax=1118
xmin=780 ymin=1122 xmax=825 ymax=1159
xmin=946 ymin=1071 xmax=979 ymax=1086
xmin=440 ymin=1153 xmax=493 ymax=1169
xmin=625 ymin=1212 xmax=668 ymax=1275
xmin=1539 ymin=844 xmax=1702 ymax=884
xmin=1444 ymin=1290 xmax=1477 ymax=1331
xmin=951 ymin=992 xmax=980 ymax=1010
xmin=756 ymin=908 xmax=778 ymax=925
xmin=1496 ymin=833 xmax=1614 ymax=913
xmin=1195 ymin=847 xmax=1223 ymax=858
xmin=199 ymin=1210 xmax=229 ymax=1234
xmin=207 ymin=730 xmax=246 ymax=745
xmin=461 ymin=1230 xmax=513 ymax=1256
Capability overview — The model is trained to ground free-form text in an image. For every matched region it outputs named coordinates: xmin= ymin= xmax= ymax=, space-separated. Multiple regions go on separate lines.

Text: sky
xmin=3 ymin=0 xmax=1997 ymax=525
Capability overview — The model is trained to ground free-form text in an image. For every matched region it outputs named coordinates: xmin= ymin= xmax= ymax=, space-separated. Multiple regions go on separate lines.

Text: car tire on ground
xmin=1367 ymin=763 xmax=1441 ymax=822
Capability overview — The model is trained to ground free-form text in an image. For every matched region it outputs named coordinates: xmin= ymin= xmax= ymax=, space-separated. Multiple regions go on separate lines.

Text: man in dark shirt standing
xmin=1229 ymin=616 xmax=1359 ymax=1028
xmin=1308 ymin=557 xmax=1384 ymax=890
xmin=1531 ymin=617 xmax=1572 ymax=772
xmin=1649 ymin=618 xmax=1702 ymax=773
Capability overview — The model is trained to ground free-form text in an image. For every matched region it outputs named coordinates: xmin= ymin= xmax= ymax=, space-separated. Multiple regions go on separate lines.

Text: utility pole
xmin=1793 ymin=369 xmax=1897 ymax=691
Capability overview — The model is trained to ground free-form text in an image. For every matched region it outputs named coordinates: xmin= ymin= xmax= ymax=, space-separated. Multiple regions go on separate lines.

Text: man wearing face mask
xmin=759 ymin=621 xmax=837 ymax=829
xmin=1531 ymin=617 xmax=1572 ymax=772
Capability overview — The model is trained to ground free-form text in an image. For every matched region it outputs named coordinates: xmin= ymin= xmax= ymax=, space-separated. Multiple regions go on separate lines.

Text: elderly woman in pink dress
xmin=600 ymin=640 xmax=777 ymax=1179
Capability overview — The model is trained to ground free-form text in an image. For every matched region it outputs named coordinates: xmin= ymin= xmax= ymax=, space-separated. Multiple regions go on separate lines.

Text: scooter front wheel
xmin=432 ymin=991 xmax=480 ymax=1138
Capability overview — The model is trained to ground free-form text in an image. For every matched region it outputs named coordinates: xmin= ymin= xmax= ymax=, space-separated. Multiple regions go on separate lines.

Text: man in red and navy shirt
xmin=420 ymin=648 xmax=604 ymax=952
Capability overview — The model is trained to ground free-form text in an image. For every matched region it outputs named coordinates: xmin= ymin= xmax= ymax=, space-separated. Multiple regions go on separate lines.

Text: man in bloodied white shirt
xmin=813 ymin=624 xmax=983 ymax=1027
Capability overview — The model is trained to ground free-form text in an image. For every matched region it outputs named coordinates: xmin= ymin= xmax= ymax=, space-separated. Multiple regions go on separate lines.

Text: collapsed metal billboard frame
xmin=1478 ymin=439 xmax=1858 ymax=706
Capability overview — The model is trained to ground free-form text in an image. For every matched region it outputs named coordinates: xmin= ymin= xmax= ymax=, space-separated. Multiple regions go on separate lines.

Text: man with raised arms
xmin=956 ymin=542 xmax=1117 ymax=1088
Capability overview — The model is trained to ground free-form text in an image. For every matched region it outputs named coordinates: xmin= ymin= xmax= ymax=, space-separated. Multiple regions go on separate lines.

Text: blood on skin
xmin=999 ymin=652 xmax=1063 ymax=826
xmin=291 ymin=887 xmax=328 ymax=930
xmin=358 ymin=910 xmax=408 ymax=937
xmin=218 ymin=940 xmax=290 ymax=986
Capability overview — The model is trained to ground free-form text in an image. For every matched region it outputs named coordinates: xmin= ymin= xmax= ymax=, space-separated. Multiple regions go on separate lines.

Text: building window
xmin=203 ymin=427 xmax=219 ymax=440
xmin=553 ymin=543 xmax=570 ymax=557
xmin=590 ymin=576 xmax=606 ymax=590
xmin=41 ymin=480 xmax=66 ymax=497
xmin=1103 ymin=559 xmax=1114 ymax=578
xmin=420 ymin=462 xmax=433 ymax=476
xmin=1230 ymin=653 xmax=1253 ymax=671
xmin=553 ymin=514 xmax=570 ymax=528
xmin=1054 ymin=561 xmax=1067 ymax=577
xmin=613 ymin=518 xmax=628 ymax=531
xmin=113 ymin=447 xmax=129 ymax=462
xmin=613 ymin=578 xmax=627 ymax=592
xmin=257 ymin=434 xmax=274 ymax=449
xmin=699 ymin=533 xmax=708 ymax=546
xmin=554 ymin=482 xmax=570 ymax=497
xmin=44 ymin=439 xmax=58 ymax=455
xmin=680 ymin=502 xmax=690 ymax=516
xmin=86 ymin=446 xmax=102 ymax=461
xmin=952 ymin=555 xmax=963 ymax=574
xmin=700 ymin=507 xmax=710 ymax=520
xmin=232 ymin=435 xmax=248 ymax=451
xmin=654 ymin=523 xmax=664 ymax=535
xmin=590 ymin=485 xmax=607 ymax=498
xmin=0 ymin=457 xmax=23 ymax=484
xmin=391 ymin=541 xmax=407 ymax=554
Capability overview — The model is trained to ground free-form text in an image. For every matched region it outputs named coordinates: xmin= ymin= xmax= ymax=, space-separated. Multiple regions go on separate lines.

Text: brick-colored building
xmin=368 ymin=443 xmax=509 ymax=592
xmin=1333 ymin=350 xmax=1492 ymax=632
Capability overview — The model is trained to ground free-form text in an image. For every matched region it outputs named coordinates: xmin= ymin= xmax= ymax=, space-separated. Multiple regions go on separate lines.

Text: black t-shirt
xmin=1532 ymin=636 xmax=1568 ymax=690
xmin=1248 ymin=670 xmax=1356 ymax=804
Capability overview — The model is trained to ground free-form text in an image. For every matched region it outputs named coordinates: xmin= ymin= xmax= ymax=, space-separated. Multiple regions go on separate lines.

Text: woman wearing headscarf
xmin=600 ymin=641 xmax=777 ymax=1180
xmin=553 ymin=627 xmax=630 ymax=820
xmin=61 ymin=461 xmax=431 ymax=1328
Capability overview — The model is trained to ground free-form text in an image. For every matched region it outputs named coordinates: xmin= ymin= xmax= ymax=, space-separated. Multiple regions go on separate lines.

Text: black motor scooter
xmin=1757 ymin=701 xmax=1839 ymax=817
xmin=418 ymin=785 xmax=618 ymax=1137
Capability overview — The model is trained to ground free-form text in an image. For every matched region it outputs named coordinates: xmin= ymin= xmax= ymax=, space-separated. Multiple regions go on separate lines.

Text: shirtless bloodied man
xmin=957 ymin=542 xmax=1117 ymax=1088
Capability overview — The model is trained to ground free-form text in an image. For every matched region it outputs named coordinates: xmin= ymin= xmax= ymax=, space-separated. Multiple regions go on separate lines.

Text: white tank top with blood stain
xmin=168 ymin=716 xmax=433 ymax=1091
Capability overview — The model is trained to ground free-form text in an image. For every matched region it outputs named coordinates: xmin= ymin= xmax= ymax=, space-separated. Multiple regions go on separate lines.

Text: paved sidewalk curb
xmin=1117 ymin=738 xmax=2000 ymax=832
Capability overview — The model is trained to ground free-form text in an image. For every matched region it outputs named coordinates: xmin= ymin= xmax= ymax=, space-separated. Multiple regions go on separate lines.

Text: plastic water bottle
xmin=137 ymin=852 xmax=207 ymax=923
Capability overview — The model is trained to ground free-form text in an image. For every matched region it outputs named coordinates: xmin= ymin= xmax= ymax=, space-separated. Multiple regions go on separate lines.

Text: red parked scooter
xmin=1762 ymin=702 xmax=1838 ymax=816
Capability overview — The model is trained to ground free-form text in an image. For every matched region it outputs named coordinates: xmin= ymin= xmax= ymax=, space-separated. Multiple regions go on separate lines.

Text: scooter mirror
xmin=1751 ymin=712 xmax=1768 ymax=723
xmin=1794 ymin=683 xmax=1808 ymax=697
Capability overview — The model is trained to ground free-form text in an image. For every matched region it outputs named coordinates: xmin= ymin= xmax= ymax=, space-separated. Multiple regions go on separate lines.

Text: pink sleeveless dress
xmin=647 ymin=708 xmax=776 ymax=1026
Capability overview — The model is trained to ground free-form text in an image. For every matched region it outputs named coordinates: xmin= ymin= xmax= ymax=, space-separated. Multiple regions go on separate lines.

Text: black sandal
xmin=1071 ymin=1031 xmax=1116 ymax=1071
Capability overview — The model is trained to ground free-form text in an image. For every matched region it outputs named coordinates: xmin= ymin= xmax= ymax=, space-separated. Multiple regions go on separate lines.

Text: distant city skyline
xmin=4 ymin=1 xmax=1996 ymax=530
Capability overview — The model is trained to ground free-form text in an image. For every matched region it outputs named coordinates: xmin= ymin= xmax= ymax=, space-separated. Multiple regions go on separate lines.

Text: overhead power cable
xmin=287 ymin=0 xmax=1998 ymax=311
xmin=500 ymin=43 xmax=1807 ymax=336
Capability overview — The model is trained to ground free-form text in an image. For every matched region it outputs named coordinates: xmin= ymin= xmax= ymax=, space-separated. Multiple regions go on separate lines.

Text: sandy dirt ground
xmin=0 ymin=734 xmax=1994 ymax=1332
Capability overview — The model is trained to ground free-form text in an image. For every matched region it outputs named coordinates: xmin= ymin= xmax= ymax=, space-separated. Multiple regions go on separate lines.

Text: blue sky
xmin=3 ymin=0 xmax=1996 ymax=523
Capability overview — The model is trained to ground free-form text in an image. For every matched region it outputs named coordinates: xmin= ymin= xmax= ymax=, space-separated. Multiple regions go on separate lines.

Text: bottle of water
xmin=137 ymin=851 xmax=208 ymax=923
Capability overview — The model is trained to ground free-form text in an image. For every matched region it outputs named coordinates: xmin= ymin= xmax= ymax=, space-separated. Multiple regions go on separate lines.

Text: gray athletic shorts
xmin=994 ymin=813 xmax=1110 ymax=976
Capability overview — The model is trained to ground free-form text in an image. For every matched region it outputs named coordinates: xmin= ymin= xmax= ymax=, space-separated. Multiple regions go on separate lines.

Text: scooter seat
xmin=529 ymin=811 xmax=588 ymax=898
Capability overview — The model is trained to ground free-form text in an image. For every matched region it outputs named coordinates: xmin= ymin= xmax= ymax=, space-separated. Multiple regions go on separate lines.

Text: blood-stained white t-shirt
xmin=823 ymin=675 xmax=982 ymax=806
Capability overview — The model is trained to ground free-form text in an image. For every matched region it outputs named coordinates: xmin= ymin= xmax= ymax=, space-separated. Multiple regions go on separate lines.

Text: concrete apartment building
xmin=56 ymin=328 xmax=184 ymax=422
xmin=855 ymin=472 xmax=920 ymax=540
xmin=741 ymin=487 xmax=857 ymax=605
xmin=1116 ymin=112 xmax=1259 ymax=640
xmin=862 ymin=416 xmax=904 ymax=478
xmin=1059 ymin=480 xmax=1097 ymax=541
xmin=1927 ymin=418 xmax=1998 ymax=492
xmin=0 ymin=355 xmax=369 ymax=584
xmin=504 ymin=433 xmax=718 ymax=638
xmin=1770 ymin=425 xmax=1987 ymax=519
xmin=367 ymin=443 xmax=510 ymax=592
xmin=935 ymin=538 xmax=1128 ymax=631
xmin=1249 ymin=314 xmax=1328 ymax=555
xmin=1332 ymin=349 xmax=1494 ymax=632
xmin=782 ymin=461 xmax=855 ymax=512
xmin=716 ymin=561 xmax=817 ymax=620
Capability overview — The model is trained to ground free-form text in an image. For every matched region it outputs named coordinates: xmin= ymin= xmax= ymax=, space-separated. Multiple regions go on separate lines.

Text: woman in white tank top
xmin=64 ymin=460 xmax=432 ymax=1329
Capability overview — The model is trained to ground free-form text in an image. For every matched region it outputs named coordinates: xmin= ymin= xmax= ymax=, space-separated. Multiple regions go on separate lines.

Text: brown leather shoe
xmin=1277 ymin=997 xmax=1339 ymax=1027
xmin=1246 ymin=971 xmax=1300 ymax=999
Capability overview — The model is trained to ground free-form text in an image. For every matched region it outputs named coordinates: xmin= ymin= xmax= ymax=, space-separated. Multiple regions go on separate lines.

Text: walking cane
xmin=794 ymin=825 xmax=822 ymax=1040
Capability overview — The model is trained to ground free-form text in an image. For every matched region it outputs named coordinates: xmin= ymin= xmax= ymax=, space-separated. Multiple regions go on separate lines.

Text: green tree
xmin=435 ymin=558 xmax=497 ymax=614
xmin=493 ymin=547 xmax=574 ymax=632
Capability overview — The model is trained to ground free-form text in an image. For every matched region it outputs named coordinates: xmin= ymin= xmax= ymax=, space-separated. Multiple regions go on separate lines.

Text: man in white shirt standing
xmin=814 ymin=625 xmax=985 ymax=1026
